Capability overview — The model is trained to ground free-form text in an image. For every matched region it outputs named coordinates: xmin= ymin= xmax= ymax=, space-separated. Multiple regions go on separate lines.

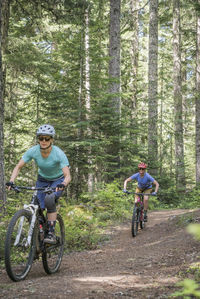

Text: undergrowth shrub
xmin=0 ymin=181 xmax=164 ymax=256
xmin=177 ymin=188 xmax=200 ymax=209
xmin=172 ymin=223 xmax=200 ymax=298
xmin=59 ymin=200 xmax=104 ymax=251
xmin=80 ymin=181 xmax=132 ymax=222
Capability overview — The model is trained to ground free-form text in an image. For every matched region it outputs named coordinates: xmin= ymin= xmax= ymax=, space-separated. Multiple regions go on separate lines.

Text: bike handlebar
xmin=8 ymin=185 xmax=56 ymax=194
xmin=124 ymin=191 xmax=156 ymax=196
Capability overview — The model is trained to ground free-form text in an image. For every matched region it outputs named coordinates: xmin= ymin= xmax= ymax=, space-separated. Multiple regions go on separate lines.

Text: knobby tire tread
xmin=42 ymin=213 xmax=65 ymax=274
xmin=4 ymin=209 xmax=36 ymax=281
xmin=140 ymin=209 xmax=145 ymax=229
xmin=131 ymin=207 xmax=139 ymax=237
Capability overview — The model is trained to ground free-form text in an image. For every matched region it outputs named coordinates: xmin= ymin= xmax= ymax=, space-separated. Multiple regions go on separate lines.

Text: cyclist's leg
xmin=135 ymin=187 xmax=142 ymax=203
xmin=35 ymin=178 xmax=49 ymax=210
xmin=36 ymin=176 xmax=64 ymax=217
xmin=143 ymin=188 xmax=152 ymax=221
xmin=35 ymin=178 xmax=56 ymax=243
xmin=44 ymin=177 xmax=65 ymax=244
xmin=143 ymin=188 xmax=152 ymax=209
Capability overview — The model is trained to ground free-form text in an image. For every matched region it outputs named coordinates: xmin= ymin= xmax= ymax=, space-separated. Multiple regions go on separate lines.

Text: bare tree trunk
xmin=196 ymin=0 xmax=200 ymax=185
xmin=1 ymin=0 xmax=10 ymax=53
xmin=159 ymin=60 xmax=164 ymax=177
xmin=148 ymin=0 xmax=158 ymax=176
xmin=130 ymin=0 xmax=139 ymax=142
xmin=73 ymin=30 xmax=84 ymax=200
xmin=84 ymin=6 xmax=93 ymax=192
xmin=0 ymin=0 xmax=6 ymax=215
xmin=173 ymin=0 xmax=186 ymax=192
xmin=109 ymin=0 xmax=121 ymax=114
xmin=107 ymin=0 xmax=121 ymax=180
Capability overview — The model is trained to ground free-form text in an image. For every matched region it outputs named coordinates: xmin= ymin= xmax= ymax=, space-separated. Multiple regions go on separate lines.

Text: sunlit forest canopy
xmin=1 ymin=0 xmax=200 ymax=201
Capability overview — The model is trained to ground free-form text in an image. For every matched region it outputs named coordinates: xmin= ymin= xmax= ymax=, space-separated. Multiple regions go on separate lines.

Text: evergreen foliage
xmin=2 ymin=0 xmax=198 ymax=198
xmin=0 ymin=0 xmax=199 ymax=292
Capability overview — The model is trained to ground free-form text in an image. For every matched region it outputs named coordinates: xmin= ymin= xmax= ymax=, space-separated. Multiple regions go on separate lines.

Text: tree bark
xmin=148 ymin=0 xmax=158 ymax=176
xmin=173 ymin=0 xmax=186 ymax=192
xmin=109 ymin=0 xmax=121 ymax=114
xmin=84 ymin=6 xmax=93 ymax=192
xmin=196 ymin=0 xmax=200 ymax=185
xmin=107 ymin=0 xmax=121 ymax=180
xmin=130 ymin=0 xmax=139 ymax=142
xmin=0 ymin=0 xmax=6 ymax=215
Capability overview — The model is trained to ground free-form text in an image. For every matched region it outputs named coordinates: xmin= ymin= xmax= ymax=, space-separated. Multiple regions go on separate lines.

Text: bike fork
xmin=25 ymin=213 xmax=37 ymax=247
xmin=14 ymin=216 xmax=25 ymax=246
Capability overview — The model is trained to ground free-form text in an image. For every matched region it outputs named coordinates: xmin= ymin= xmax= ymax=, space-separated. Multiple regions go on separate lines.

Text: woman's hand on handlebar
xmin=6 ymin=181 xmax=14 ymax=190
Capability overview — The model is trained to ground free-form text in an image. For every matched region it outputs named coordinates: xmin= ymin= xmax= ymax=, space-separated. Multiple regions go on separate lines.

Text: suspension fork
xmin=14 ymin=216 xmax=25 ymax=246
xmin=14 ymin=204 xmax=38 ymax=247
xmin=24 ymin=204 xmax=38 ymax=247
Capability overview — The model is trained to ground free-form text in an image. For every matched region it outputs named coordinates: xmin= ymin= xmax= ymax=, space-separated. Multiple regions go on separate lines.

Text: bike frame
xmin=11 ymin=186 xmax=55 ymax=248
xmin=125 ymin=191 xmax=155 ymax=237
xmin=5 ymin=184 xmax=65 ymax=281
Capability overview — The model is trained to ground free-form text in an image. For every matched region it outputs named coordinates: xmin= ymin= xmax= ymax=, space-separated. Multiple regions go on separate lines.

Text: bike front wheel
xmin=42 ymin=214 xmax=65 ymax=274
xmin=4 ymin=209 xmax=36 ymax=281
xmin=131 ymin=207 xmax=139 ymax=237
xmin=140 ymin=209 xmax=145 ymax=229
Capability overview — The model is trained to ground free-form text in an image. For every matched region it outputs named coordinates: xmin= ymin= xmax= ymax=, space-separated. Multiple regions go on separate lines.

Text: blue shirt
xmin=130 ymin=172 xmax=155 ymax=190
xmin=22 ymin=145 xmax=69 ymax=180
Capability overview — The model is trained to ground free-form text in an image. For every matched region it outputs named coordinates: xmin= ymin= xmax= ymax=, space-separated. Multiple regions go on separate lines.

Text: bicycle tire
xmin=4 ymin=209 xmax=36 ymax=281
xmin=42 ymin=214 xmax=65 ymax=274
xmin=131 ymin=206 xmax=139 ymax=237
xmin=140 ymin=209 xmax=145 ymax=229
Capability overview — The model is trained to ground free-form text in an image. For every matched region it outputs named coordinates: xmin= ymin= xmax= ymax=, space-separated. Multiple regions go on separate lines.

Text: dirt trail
xmin=1 ymin=209 xmax=200 ymax=299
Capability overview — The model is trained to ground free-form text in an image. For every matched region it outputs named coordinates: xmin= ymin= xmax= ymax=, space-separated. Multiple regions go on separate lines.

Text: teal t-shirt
xmin=22 ymin=145 xmax=69 ymax=180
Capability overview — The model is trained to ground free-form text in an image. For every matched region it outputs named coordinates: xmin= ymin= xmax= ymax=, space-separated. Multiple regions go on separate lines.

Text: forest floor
xmin=1 ymin=209 xmax=200 ymax=299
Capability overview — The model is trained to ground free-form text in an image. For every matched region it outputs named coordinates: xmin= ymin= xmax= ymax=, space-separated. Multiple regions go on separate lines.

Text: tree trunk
xmin=173 ymin=0 xmax=186 ymax=192
xmin=0 ymin=0 xmax=6 ymax=215
xmin=107 ymin=0 xmax=121 ymax=180
xmin=109 ymin=0 xmax=121 ymax=114
xmin=196 ymin=0 xmax=200 ymax=185
xmin=159 ymin=60 xmax=164 ymax=177
xmin=148 ymin=0 xmax=158 ymax=176
xmin=130 ymin=0 xmax=139 ymax=142
xmin=84 ymin=6 xmax=93 ymax=192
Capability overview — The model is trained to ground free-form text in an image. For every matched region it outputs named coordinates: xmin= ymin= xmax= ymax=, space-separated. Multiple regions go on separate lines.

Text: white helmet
xmin=36 ymin=124 xmax=55 ymax=137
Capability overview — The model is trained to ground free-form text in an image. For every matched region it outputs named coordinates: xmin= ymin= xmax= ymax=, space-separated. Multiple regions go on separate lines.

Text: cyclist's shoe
xmin=44 ymin=232 xmax=57 ymax=244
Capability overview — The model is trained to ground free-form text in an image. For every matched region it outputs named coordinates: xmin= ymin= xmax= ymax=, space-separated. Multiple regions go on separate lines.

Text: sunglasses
xmin=139 ymin=168 xmax=145 ymax=170
xmin=38 ymin=136 xmax=51 ymax=142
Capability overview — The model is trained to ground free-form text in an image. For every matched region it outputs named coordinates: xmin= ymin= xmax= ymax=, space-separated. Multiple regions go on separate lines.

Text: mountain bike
xmin=125 ymin=192 xmax=155 ymax=237
xmin=4 ymin=185 xmax=65 ymax=282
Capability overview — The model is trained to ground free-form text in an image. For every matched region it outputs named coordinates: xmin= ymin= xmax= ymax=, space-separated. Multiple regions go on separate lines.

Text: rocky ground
xmin=1 ymin=209 xmax=200 ymax=299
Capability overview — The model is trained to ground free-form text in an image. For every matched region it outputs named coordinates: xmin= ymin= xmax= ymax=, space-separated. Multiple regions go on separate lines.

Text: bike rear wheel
xmin=131 ymin=207 xmax=139 ymax=237
xmin=42 ymin=214 xmax=65 ymax=274
xmin=4 ymin=209 xmax=36 ymax=281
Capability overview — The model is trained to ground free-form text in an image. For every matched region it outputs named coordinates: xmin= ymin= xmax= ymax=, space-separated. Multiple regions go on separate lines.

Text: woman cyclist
xmin=6 ymin=124 xmax=71 ymax=244
xmin=123 ymin=162 xmax=159 ymax=222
